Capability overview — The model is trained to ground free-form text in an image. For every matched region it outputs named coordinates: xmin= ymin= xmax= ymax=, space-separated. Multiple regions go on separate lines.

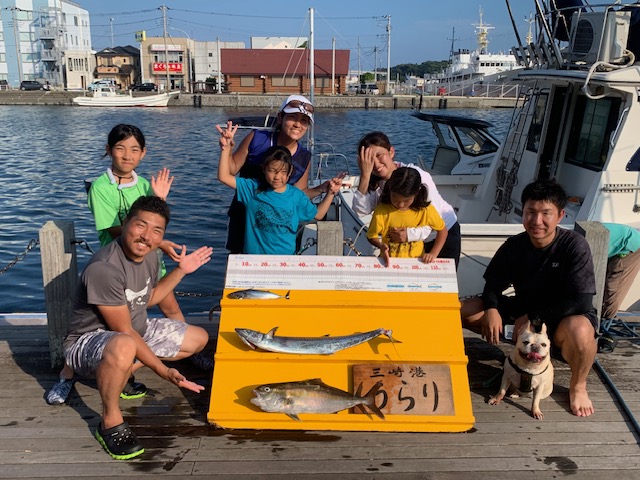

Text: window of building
xmin=21 ymin=53 xmax=36 ymax=62
xmin=16 ymin=10 xmax=32 ymax=21
xmin=208 ymin=52 xmax=213 ymax=57
xmin=0 ymin=53 xmax=5 ymax=62
xmin=317 ymin=77 xmax=332 ymax=87
xmin=19 ymin=32 xmax=35 ymax=42
xmin=74 ymin=16 xmax=78 ymax=26
xmin=272 ymin=77 xmax=298 ymax=87
xmin=0 ymin=32 xmax=4 ymax=41
xmin=240 ymin=76 xmax=255 ymax=87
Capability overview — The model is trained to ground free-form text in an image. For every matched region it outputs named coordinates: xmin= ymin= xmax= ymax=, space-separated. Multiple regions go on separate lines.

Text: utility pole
xmin=357 ymin=36 xmax=361 ymax=86
xmin=160 ymin=5 xmax=170 ymax=91
xmin=385 ymin=15 xmax=391 ymax=95
xmin=374 ymin=46 xmax=377 ymax=82
xmin=216 ymin=36 xmax=222 ymax=94
xmin=11 ymin=7 xmax=23 ymax=83
xmin=110 ymin=18 xmax=114 ymax=48
xmin=331 ymin=37 xmax=336 ymax=95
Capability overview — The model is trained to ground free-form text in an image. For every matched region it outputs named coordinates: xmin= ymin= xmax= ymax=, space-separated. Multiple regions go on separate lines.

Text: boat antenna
xmin=447 ymin=27 xmax=458 ymax=66
xmin=525 ymin=11 xmax=534 ymax=45
xmin=473 ymin=6 xmax=494 ymax=55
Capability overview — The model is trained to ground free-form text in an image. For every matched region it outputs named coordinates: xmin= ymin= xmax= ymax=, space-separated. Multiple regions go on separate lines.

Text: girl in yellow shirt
xmin=367 ymin=167 xmax=447 ymax=266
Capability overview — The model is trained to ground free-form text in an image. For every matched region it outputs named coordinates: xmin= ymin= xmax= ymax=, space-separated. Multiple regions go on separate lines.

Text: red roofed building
xmin=220 ymin=48 xmax=350 ymax=95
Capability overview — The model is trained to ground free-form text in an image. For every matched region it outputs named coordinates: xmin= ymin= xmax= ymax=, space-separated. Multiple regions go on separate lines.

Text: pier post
xmin=575 ymin=221 xmax=609 ymax=328
xmin=316 ymin=221 xmax=343 ymax=256
xmin=39 ymin=220 xmax=78 ymax=368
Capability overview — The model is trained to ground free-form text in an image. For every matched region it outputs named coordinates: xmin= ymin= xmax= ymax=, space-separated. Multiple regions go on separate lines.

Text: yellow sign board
xmin=135 ymin=30 xmax=146 ymax=42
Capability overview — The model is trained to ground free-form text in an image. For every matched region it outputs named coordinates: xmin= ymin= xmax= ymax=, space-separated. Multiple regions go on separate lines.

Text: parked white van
xmin=358 ymin=83 xmax=380 ymax=95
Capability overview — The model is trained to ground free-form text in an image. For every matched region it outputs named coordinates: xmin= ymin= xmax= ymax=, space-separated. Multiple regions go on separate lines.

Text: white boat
xmin=304 ymin=1 xmax=640 ymax=314
xmin=427 ymin=8 xmax=522 ymax=96
xmin=72 ymin=86 xmax=176 ymax=107
xmin=410 ymin=110 xmax=500 ymax=176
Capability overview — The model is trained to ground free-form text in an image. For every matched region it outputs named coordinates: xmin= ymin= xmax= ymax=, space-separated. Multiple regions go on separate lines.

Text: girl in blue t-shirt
xmin=221 ymin=95 xmax=330 ymax=253
xmin=217 ymin=121 xmax=342 ymax=255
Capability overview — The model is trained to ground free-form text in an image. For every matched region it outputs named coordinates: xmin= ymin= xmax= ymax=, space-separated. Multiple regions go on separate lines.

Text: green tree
xmin=391 ymin=61 xmax=449 ymax=79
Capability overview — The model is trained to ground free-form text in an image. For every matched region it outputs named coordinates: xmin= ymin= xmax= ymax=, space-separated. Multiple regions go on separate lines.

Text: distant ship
xmin=427 ymin=8 xmax=522 ymax=96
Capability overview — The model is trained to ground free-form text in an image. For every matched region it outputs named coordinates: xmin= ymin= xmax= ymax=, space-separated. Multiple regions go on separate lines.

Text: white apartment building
xmin=0 ymin=0 xmax=94 ymax=88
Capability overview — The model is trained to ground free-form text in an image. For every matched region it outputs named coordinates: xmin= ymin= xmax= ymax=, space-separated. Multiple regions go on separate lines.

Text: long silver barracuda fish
xmin=226 ymin=289 xmax=290 ymax=300
xmin=250 ymin=378 xmax=385 ymax=421
xmin=235 ymin=327 xmax=397 ymax=354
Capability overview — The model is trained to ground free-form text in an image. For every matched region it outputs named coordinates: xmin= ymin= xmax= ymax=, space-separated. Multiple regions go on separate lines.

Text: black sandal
xmin=95 ymin=421 xmax=144 ymax=460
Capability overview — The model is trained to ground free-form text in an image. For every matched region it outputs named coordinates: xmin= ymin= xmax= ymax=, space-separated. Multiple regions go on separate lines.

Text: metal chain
xmin=0 ymin=238 xmax=39 ymax=275
xmin=71 ymin=238 xmax=95 ymax=254
xmin=0 ymin=237 xmax=96 ymax=276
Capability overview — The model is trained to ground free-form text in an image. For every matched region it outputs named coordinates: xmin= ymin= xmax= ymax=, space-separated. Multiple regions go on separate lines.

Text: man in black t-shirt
xmin=461 ymin=180 xmax=598 ymax=417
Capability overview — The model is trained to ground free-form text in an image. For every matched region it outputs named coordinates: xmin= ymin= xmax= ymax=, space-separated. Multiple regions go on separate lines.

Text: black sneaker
xmin=120 ymin=376 xmax=147 ymax=400
xmin=95 ymin=421 xmax=144 ymax=460
xmin=189 ymin=351 xmax=214 ymax=371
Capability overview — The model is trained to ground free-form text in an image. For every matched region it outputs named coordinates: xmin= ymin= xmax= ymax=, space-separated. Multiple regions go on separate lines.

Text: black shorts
xmin=496 ymin=295 xmax=598 ymax=339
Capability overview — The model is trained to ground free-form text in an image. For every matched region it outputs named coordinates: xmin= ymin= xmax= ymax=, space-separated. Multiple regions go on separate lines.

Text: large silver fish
xmin=226 ymin=289 xmax=290 ymax=300
xmin=250 ymin=378 xmax=385 ymax=421
xmin=235 ymin=327 xmax=397 ymax=354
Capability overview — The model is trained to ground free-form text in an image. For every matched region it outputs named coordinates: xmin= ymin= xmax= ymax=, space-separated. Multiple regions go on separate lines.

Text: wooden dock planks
xmin=0 ymin=316 xmax=637 ymax=478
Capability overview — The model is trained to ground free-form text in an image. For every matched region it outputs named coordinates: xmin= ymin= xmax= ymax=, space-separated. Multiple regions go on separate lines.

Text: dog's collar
xmin=508 ymin=356 xmax=550 ymax=393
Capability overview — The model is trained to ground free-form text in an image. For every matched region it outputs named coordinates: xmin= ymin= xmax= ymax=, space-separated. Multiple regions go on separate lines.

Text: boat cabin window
xmin=452 ymin=126 xmax=499 ymax=157
xmin=564 ymin=96 xmax=621 ymax=172
xmin=526 ymin=93 xmax=549 ymax=153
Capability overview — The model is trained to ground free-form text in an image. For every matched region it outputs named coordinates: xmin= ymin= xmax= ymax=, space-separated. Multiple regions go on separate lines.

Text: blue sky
xmin=79 ymin=1 xmax=532 ymax=68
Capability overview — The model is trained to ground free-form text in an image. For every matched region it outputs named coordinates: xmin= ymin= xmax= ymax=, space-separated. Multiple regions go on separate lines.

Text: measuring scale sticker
xmin=224 ymin=255 xmax=458 ymax=293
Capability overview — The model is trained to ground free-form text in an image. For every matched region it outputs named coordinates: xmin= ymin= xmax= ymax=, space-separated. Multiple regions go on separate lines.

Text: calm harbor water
xmin=0 ymin=105 xmax=513 ymax=314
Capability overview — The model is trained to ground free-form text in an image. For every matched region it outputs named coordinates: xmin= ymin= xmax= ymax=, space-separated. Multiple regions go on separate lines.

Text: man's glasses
xmin=285 ymin=100 xmax=314 ymax=114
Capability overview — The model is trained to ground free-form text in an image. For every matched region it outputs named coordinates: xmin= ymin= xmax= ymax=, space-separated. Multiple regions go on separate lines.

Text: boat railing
xmin=435 ymin=80 xmax=521 ymax=98
xmin=309 ymin=141 xmax=352 ymax=186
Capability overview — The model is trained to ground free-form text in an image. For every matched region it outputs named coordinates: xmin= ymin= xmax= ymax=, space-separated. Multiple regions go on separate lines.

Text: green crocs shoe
xmin=95 ymin=421 xmax=144 ymax=460
xmin=120 ymin=376 xmax=147 ymax=400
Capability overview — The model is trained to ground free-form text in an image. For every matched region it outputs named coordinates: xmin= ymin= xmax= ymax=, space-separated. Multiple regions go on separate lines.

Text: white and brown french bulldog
xmin=489 ymin=321 xmax=554 ymax=420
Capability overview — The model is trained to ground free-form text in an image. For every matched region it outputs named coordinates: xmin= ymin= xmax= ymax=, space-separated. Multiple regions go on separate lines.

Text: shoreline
xmin=0 ymin=90 xmax=518 ymax=109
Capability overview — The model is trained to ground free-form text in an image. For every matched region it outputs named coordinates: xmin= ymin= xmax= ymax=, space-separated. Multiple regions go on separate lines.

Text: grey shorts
xmin=65 ymin=317 xmax=188 ymax=378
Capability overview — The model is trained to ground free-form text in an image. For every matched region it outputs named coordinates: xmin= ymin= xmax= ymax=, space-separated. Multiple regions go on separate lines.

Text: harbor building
xmin=139 ymin=36 xmax=244 ymax=93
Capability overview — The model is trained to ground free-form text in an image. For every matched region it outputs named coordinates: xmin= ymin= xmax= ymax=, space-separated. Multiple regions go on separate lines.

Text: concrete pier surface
xmin=0 ymin=90 xmax=517 ymax=109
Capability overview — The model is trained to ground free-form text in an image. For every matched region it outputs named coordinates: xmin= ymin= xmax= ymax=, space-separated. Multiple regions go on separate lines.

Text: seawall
xmin=0 ymin=90 xmax=517 ymax=109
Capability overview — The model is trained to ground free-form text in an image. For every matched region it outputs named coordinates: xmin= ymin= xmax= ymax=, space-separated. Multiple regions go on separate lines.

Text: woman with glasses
xmin=221 ymin=94 xmax=328 ymax=254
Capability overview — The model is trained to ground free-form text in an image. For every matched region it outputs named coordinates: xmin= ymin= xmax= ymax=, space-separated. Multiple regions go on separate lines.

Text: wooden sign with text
xmin=353 ymin=364 xmax=455 ymax=416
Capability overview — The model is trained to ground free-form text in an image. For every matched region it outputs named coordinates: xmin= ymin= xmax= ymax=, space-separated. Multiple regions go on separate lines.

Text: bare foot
xmin=570 ymin=386 xmax=594 ymax=417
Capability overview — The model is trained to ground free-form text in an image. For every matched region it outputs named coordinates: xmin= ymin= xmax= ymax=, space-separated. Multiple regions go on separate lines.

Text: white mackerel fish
xmin=226 ymin=289 xmax=290 ymax=300
xmin=235 ymin=327 xmax=398 ymax=355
